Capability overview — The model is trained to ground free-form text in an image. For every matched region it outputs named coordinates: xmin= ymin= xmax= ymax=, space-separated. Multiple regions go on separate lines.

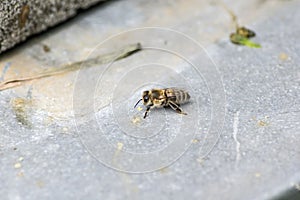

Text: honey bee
xmin=236 ymin=26 xmax=256 ymax=38
xmin=230 ymin=26 xmax=257 ymax=45
xmin=134 ymin=88 xmax=190 ymax=119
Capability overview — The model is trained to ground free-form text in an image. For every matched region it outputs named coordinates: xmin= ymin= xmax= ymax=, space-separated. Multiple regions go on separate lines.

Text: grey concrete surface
xmin=0 ymin=0 xmax=300 ymax=199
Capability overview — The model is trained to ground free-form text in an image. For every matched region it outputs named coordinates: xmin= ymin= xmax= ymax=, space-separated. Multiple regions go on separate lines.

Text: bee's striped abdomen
xmin=175 ymin=89 xmax=190 ymax=104
xmin=166 ymin=88 xmax=190 ymax=105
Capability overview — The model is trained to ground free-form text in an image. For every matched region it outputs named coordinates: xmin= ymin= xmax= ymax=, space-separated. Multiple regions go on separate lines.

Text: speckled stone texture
xmin=0 ymin=0 xmax=106 ymax=54
xmin=0 ymin=0 xmax=299 ymax=199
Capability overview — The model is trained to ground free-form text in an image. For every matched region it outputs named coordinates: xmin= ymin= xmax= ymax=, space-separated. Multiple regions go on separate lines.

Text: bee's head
xmin=134 ymin=90 xmax=151 ymax=109
xmin=142 ymin=90 xmax=151 ymax=105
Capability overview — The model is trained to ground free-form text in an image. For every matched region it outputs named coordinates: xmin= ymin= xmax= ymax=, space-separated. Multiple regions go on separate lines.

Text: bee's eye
xmin=144 ymin=95 xmax=149 ymax=101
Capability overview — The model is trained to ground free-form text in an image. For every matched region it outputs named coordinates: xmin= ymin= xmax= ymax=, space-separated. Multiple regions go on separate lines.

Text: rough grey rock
xmin=0 ymin=0 xmax=106 ymax=54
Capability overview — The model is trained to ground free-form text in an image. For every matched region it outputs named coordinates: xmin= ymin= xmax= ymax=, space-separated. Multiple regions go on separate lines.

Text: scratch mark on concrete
xmin=233 ymin=111 xmax=241 ymax=166
xmin=0 ymin=62 xmax=11 ymax=81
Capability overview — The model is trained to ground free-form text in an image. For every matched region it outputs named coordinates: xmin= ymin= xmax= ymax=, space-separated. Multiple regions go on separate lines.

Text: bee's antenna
xmin=134 ymin=99 xmax=142 ymax=108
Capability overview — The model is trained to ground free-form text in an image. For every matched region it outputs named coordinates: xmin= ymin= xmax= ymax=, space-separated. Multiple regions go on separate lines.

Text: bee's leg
xmin=143 ymin=106 xmax=151 ymax=119
xmin=169 ymin=101 xmax=187 ymax=115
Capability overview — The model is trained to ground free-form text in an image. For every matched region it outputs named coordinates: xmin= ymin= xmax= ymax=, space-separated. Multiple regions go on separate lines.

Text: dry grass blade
xmin=0 ymin=43 xmax=142 ymax=91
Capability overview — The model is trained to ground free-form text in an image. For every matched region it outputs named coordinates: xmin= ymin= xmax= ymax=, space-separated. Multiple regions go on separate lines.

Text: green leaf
xmin=240 ymin=38 xmax=261 ymax=48
xmin=230 ymin=33 xmax=261 ymax=48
